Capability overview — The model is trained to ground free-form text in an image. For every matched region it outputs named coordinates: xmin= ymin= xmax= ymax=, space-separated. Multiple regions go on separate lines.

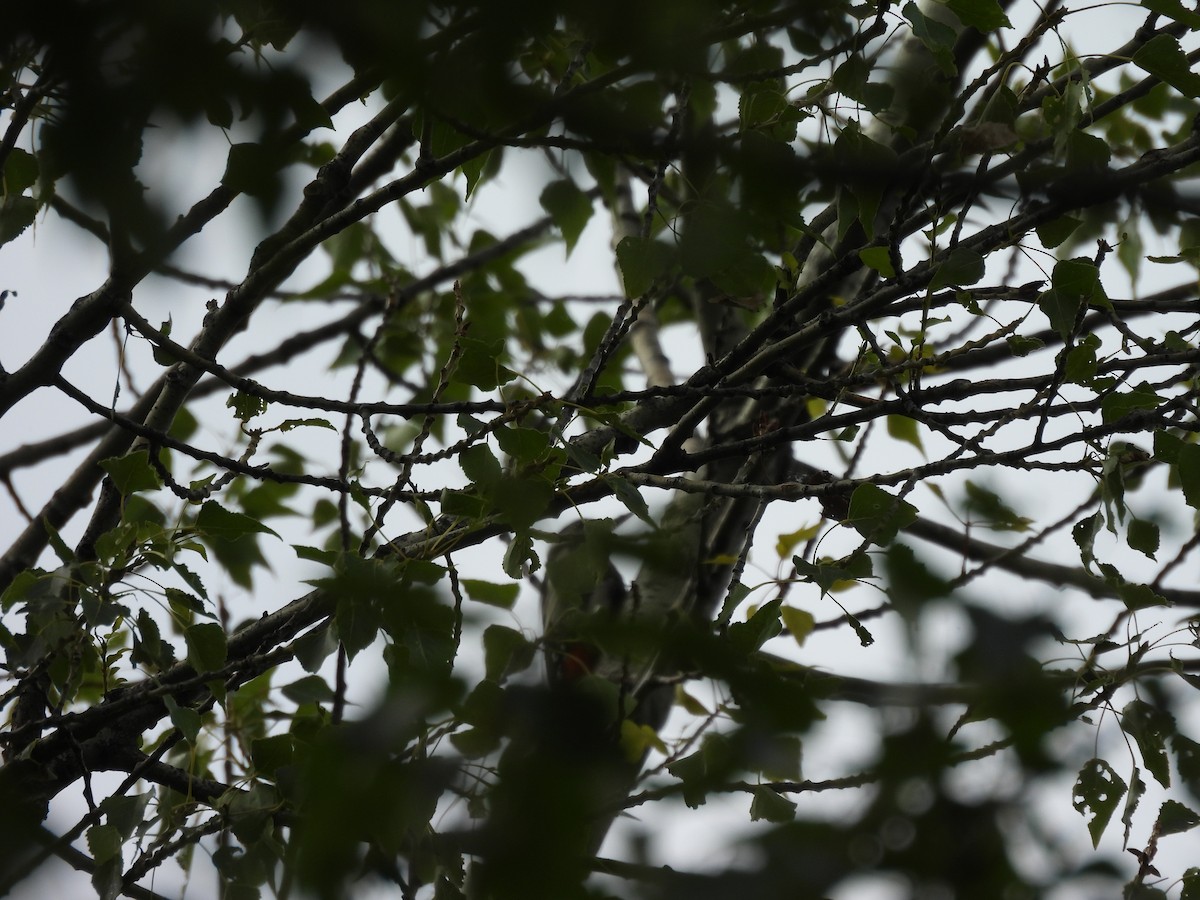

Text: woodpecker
xmin=540 ymin=519 xmax=628 ymax=686
xmin=539 ymin=518 xmax=674 ymax=733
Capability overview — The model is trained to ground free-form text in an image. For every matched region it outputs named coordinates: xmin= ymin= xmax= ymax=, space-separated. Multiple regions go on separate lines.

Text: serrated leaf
xmin=1073 ymin=758 xmax=1126 ymax=848
xmin=196 ymin=501 xmax=280 ymax=541
xmin=1127 ymin=519 xmax=1160 ymax=560
xmin=1156 ymin=799 xmax=1200 ymax=836
xmin=1122 ymin=700 xmax=1175 ymax=787
xmin=1134 ymin=33 xmax=1200 ymax=98
xmin=226 ymin=390 xmax=269 ymax=422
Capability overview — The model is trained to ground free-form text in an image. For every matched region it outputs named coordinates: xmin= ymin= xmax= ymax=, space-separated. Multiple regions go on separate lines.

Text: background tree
xmin=3 ymin=1 xmax=1200 ymax=898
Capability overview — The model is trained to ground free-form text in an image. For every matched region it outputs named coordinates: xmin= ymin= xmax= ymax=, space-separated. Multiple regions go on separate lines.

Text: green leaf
xmin=1006 ymin=334 xmax=1044 ymax=357
xmin=846 ymin=483 xmax=918 ymax=546
xmin=780 ymin=606 xmax=815 ymax=648
xmin=495 ymin=426 xmax=549 ymax=463
xmin=609 ymin=476 xmax=654 ymax=525
xmin=282 ymin=674 xmax=336 ymax=704
xmin=453 ymin=337 xmax=517 ymax=390
xmin=1101 ymin=385 xmax=1162 ymax=425
xmin=99 ymin=450 xmax=163 ymax=496
xmin=335 ymin=592 xmax=382 ymax=660
xmin=1122 ymin=700 xmax=1175 ymax=788
xmin=1176 ymin=441 xmax=1200 ymax=509
xmin=185 ymin=622 xmax=228 ymax=673
xmin=460 ymin=444 xmax=502 ymax=489
xmin=540 ymin=179 xmax=594 ymax=257
xmin=729 ymin=598 xmax=783 ymax=654
xmin=2 ymin=147 xmax=39 ymax=193
xmin=1183 ymin=867 xmax=1200 ymax=900
xmin=87 ymin=823 xmax=123 ymax=865
xmin=1156 ymin=799 xmax=1200 ymax=836
xmin=196 ymin=501 xmax=280 ymax=542
xmin=886 ymin=415 xmax=925 ymax=456
xmin=1134 ymin=33 xmax=1200 ymax=98
xmin=616 ymin=235 xmax=673 ymax=298
xmin=858 ymin=246 xmax=895 ymax=278
xmin=227 ymin=390 xmax=268 ymax=422
xmin=792 ymin=552 xmax=873 ymax=594
xmin=1127 ymin=519 xmax=1160 ymax=560
xmin=251 ymin=734 xmax=296 ymax=776
xmin=162 ymin=694 xmax=202 ymax=744
xmin=1073 ymin=511 xmax=1101 ymax=570
xmin=1036 ymin=215 xmax=1082 ymax=249
xmin=963 ymin=480 xmax=1032 ymax=532
xmin=749 ymin=786 xmax=797 ymax=823
xmin=462 ymin=578 xmax=519 ymax=609
xmin=1063 ymin=333 xmax=1100 ymax=384
xmin=945 ymin=0 xmax=1012 ymax=31
xmin=929 ymin=248 xmax=984 ymax=291
xmin=0 ymin=195 xmax=37 ymax=246
xmin=903 ymin=2 xmax=957 ymax=74
xmin=1142 ymin=0 xmax=1200 ymax=29
xmin=1072 ymin=758 xmax=1126 ymax=848
xmin=483 ymin=624 xmax=535 ymax=681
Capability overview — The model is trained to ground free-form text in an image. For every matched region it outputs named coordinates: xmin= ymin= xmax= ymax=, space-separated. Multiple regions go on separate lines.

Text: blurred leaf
xmin=749 ymin=786 xmax=796 ymax=823
xmin=540 ymin=179 xmax=593 ymax=256
xmin=780 ymin=606 xmax=815 ymax=648
xmin=886 ymin=415 xmax=925 ymax=456
xmin=616 ymin=235 xmax=673 ymax=298
xmin=483 ymin=625 xmax=535 ymax=681
xmin=462 ymin=578 xmax=519 ymax=609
